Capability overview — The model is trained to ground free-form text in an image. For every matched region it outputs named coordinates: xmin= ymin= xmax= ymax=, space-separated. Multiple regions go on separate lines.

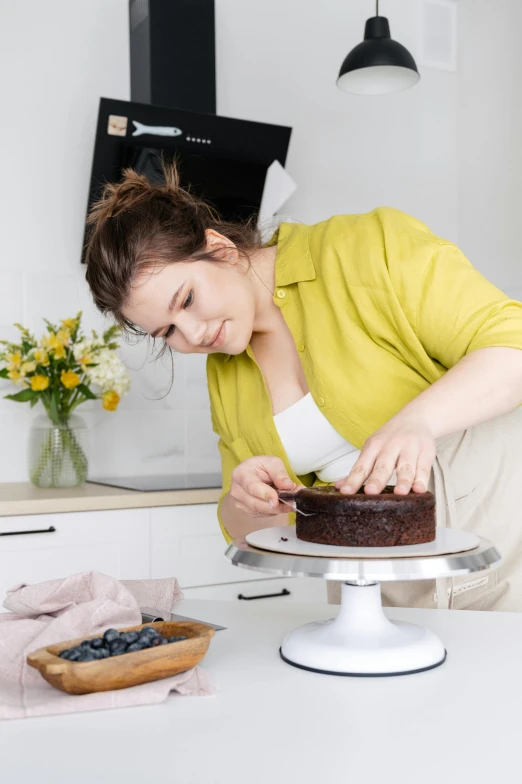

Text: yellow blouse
xmin=207 ymin=207 xmax=522 ymax=542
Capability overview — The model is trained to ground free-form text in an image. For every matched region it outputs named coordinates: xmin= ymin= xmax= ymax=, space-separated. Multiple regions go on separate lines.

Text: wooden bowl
xmin=27 ymin=621 xmax=215 ymax=695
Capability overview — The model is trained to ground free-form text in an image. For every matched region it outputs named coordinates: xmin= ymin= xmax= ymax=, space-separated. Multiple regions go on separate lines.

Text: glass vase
xmin=28 ymin=413 xmax=89 ymax=488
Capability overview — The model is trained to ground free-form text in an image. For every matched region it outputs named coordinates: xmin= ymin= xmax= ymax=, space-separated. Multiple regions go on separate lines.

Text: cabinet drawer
xmin=150 ymin=504 xmax=269 ymax=587
xmin=181 ymin=577 xmax=327 ymax=603
xmin=0 ymin=509 xmax=150 ymax=604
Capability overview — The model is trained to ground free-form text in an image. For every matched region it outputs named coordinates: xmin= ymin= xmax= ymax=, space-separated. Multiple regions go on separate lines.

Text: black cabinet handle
xmin=0 ymin=525 xmax=56 ymax=537
xmin=237 ymin=588 xmax=290 ymax=601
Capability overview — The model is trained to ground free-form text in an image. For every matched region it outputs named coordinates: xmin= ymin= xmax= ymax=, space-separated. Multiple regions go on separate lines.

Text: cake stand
xmin=225 ymin=529 xmax=501 ymax=677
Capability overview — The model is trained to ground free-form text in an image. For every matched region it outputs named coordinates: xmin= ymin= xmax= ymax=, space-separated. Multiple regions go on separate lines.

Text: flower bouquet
xmin=0 ymin=313 xmax=130 ymax=487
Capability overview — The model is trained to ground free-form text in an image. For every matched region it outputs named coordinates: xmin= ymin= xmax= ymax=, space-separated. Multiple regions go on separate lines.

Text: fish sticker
xmin=131 ymin=120 xmax=183 ymax=138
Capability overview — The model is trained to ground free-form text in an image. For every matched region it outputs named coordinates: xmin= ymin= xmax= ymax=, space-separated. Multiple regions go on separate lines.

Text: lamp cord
xmin=376 ymin=0 xmax=379 ymax=16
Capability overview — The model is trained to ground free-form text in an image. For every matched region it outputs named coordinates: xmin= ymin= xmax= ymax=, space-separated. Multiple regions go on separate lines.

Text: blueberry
xmin=88 ymin=648 xmax=108 ymax=660
xmin=77 ymin=651 xmax=95 ymax=662
xmin=140 ymin=626 xmax=156 ymax=636
xmin=121 ymin=632 xmax=139 ymax=644
xmin=168 ymin=636 xmax=187 ymax=643
xmin=80 ymin=640 xmax=93 ymax=649
xmin=89 ymin=637 xmax=105 ymax=649
xmin=109 ymin=639 xmax=127 ymax=652
xmin=103 ymin=628 xmax=120 ymax=644
xmin=127 ymin=642 xmax=146 ymax=653
xmin=60 ymin=648 xmax=80 ymax=660
xmin=111 ymin=646 xmax=128 ymax=656
xmin=150 ymin=636 xmax=164 ymax=646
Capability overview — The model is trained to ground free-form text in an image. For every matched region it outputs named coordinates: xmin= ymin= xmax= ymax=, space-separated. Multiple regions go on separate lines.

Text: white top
xmin=274 ymin=392 xmax=396 ymax=484
xmin=3 ymin=597 xmax=520 ymax=783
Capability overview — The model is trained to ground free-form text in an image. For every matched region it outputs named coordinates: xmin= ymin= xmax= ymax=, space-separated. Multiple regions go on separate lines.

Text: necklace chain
xmin=251 ymin=264 xmax=275 ymax=298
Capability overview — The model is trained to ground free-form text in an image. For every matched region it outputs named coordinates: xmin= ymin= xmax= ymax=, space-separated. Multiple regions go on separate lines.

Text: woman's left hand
xmin=334 ymin=416 xmax=436 ymax=495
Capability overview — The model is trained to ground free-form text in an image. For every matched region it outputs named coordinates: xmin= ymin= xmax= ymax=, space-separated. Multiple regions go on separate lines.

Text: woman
xmin=85 ymin=163 xmax=522 ymax=612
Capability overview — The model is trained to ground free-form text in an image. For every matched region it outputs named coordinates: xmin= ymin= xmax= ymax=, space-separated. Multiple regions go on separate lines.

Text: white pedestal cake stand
xmin=225 ymin=530 xmax=501 ymax=677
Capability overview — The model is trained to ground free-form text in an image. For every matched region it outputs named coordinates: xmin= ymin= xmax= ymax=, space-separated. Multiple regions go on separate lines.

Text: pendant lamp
xmin=337 ymin=0 xmax=420 ymax=95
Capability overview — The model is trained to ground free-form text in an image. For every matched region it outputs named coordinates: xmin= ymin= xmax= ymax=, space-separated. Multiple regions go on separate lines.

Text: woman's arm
xmin=337 ymin=346 xmax=522 ymax=496
xmin=400 ymin=346 xmax=522 ymax=438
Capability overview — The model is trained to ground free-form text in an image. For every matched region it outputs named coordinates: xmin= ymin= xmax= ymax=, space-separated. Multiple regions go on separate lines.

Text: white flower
xmin=73 ymin=338 xmax=96 ymax=361
xmin=85 ymin=350 xmax=131 ymax=396
xmin=75 ymin=340 xmax=131 ymax=398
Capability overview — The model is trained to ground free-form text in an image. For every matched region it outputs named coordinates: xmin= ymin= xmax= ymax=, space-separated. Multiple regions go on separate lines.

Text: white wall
xmin=217 ymin=0 xmax=459 ymax=239
xmin=0 ymin=0 xmax=518 ymax=483
xmin=0 ymin=0 xmax=218 ymax=481
xmin=457 ymin=0 xmax=522 ymax=298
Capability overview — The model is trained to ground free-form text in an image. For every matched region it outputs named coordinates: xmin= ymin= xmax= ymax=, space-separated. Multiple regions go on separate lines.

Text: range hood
xmin=82 ymin=0 xmax=297 ymax=260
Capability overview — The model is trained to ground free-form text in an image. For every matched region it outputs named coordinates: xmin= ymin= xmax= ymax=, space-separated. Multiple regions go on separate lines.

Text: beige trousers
xmin=327 ymin=407 xmax=522 ymax=612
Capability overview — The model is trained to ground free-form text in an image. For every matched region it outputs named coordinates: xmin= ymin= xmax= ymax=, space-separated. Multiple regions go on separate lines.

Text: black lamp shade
xmin=337 ymin=16 xmax=420 ymax=95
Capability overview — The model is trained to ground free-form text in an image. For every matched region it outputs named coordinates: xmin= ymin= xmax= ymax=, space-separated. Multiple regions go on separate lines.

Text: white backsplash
xmin=0 ymin=269 xmax=221 ymax=483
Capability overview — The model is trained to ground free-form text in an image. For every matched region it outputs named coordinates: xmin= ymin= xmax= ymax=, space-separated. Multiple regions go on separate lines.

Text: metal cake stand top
xmin=225 ymin=535 xmax=502 ymax=583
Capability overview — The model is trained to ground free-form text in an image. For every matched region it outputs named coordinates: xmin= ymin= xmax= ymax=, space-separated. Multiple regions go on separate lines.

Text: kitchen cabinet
xmin=0 ymin=508 xmax=150 ymax=604
xmin=149 ymin=504 xmax=269 ymax=587
xmin=149 ymin=505 xmax=327 ymax=602
xmin=0 ymin=501 xmax=327 ymax=608
xmin=181 ymin=576 xmax=326 ymax=602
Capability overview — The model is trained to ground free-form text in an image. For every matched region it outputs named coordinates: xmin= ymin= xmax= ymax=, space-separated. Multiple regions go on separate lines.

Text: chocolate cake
xmin=287 ymin=485 xmax=435 ymax=547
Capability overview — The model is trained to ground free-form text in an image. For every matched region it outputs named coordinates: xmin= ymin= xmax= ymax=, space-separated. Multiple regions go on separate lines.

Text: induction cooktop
xmin=87 ymin=473 xmax=222 ymax=492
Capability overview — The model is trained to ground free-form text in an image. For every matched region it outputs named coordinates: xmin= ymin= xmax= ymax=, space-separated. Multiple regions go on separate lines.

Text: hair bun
xmin=86 ymin=166 xmax=182 ymax=225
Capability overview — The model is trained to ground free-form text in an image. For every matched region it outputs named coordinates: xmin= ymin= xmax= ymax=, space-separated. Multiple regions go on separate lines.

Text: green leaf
xmin=49 ymin=387 xmax=60 ymax=424
xmin=5 ymin=389 xmax=37 ymax=402
xmin=103 ymin=325 xmax=121 ymax=344
xmin=0 ymin=368 xmax=9 ymax=379
xmin=78 ymin=384 xmax=97 ymax=400
xmin=30 ymin=396 xmax=39 ymax=408
xmin=43 ymin=318 xmax=57 ymax=333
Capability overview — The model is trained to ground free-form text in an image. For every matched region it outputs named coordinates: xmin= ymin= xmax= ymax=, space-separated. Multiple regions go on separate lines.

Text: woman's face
xmin=122 ymin=254 xmax=257 ymax=356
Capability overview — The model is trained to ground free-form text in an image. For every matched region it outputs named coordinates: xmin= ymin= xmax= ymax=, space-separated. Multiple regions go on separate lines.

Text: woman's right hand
xmin=230 ymin=456 xmax=299 ymax=517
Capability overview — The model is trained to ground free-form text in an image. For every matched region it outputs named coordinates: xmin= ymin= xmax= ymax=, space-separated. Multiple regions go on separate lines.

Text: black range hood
xmin=81 ymin=0 xmax=294 ymax=261
xmin=129 ymin=0 xmax=216 ymax=115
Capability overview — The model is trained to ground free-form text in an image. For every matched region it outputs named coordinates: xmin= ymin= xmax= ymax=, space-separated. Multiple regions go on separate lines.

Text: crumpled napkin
xmin=0 ymin=571 xmax=215 ymax=720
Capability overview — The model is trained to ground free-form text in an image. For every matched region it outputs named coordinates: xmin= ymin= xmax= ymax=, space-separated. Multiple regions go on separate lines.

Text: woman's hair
xmin=84 ymin=157 xmax=263 ymax=334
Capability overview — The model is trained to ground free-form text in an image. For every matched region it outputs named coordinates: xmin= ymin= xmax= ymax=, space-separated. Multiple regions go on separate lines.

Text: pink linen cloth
xmin=0 ymin=571 xmax=215 ymax=720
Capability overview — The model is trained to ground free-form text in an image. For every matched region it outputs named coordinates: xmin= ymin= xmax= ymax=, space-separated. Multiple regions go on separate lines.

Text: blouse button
xmin=298 ymin=343 xmax=305 ymax=352
xmin=276 ymin=289 xmax=286 ymax=299
xmin=317 ymin=397 xmax=325 ymax=407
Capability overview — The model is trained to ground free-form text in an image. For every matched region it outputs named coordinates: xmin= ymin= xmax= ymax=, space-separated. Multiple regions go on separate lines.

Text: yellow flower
xmin=61 ymin=370 xmax=80 ymax=389
xmin=30 ymin=374 xmax=50 ymax=391
xmin=102 ymin=390 xmax=120 ymax=411
xmin=6 ymin=352 xmax=22 ymax=369
xmin=20 ymin=361 xmax=37 ymax=375
xmin=34 ymin=349 xmax=50 ymax=367
xmin=53 ymin=344 xmax=66 ymax=360
xmin=78 ymin=353 xmax=94 ymax=372
xmin=43 ymin=334 xmax=67 ymax=357
xmin=7 ymin=370 xmax=24 ymax=385
xmin=56 ymin=329 xmax=70 ymax=346
xmin=61 ymin=318 xmax=77 ymax=331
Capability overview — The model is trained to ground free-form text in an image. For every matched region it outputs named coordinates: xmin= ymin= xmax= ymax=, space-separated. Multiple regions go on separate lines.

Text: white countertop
xmin=0 ymin=597 xmax=520 ymax=783
xmin=0 ymin=482 xmax=221 ymax=517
